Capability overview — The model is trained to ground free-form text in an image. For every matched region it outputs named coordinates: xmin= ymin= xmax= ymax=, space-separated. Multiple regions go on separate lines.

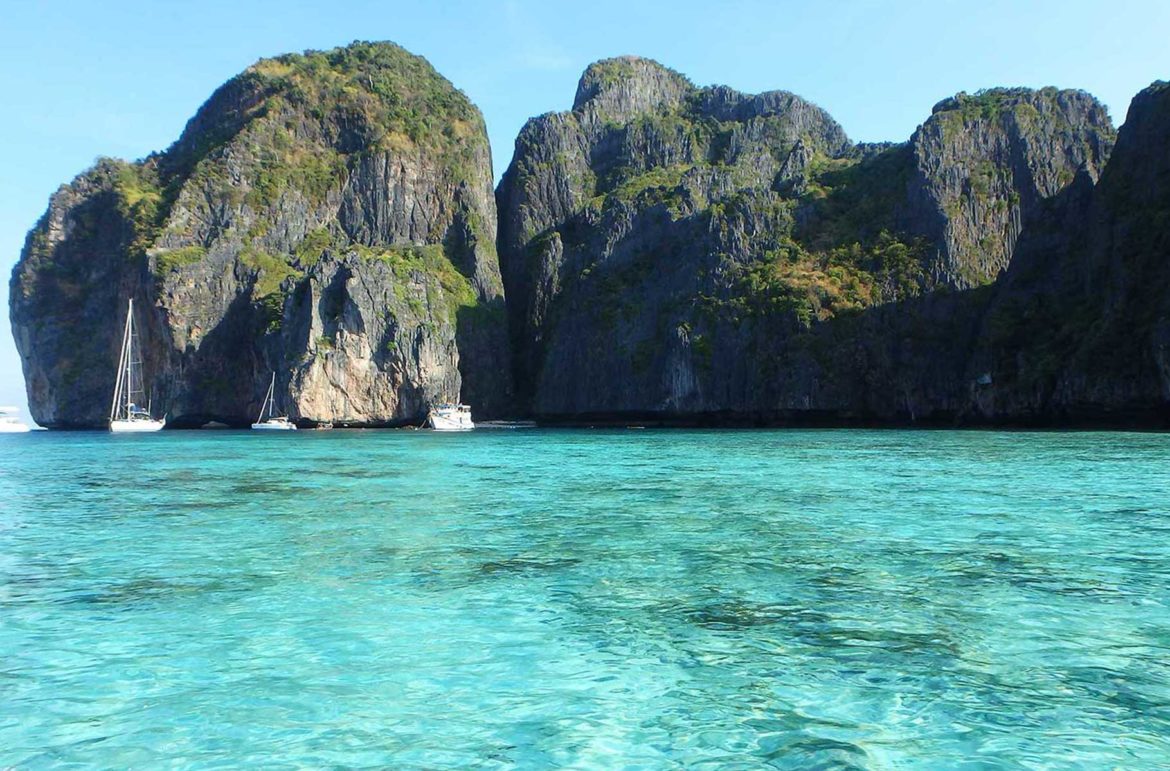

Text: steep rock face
xmin=10 ymin=42 xmax=510 ymax=428
xmin=908 ymin=89 xmax=1113 ymax=288
xmin=10 ymin=162 xmax=157 ymax=428
xmin=969 ymin=82 xmax=1170 ymax=423
xmin=496 ymin=57 xmax=1115 ymax=421
xmin=497 ymin=57 xmax=853 ymax=412
xmin=1071 ymin=81 xmax=1170 ymax=416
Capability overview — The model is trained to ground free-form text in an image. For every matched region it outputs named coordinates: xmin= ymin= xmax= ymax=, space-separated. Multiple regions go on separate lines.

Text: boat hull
xmin=0 ymin=423 xmax=31 ymax=433
xmin=109 ymin=419 xmax=165 ymax=433
xmin=251 ymin=422 xmax=297 ymax=431
xmin=428 ymin=410 xmax=475 ymax=431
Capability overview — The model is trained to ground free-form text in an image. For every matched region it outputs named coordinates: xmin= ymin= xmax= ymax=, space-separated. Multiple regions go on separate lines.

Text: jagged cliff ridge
xmin=496 ymin=56 xmax=1119 ymax=423
xmin=10 ymin=41 xmax=509 ymax=428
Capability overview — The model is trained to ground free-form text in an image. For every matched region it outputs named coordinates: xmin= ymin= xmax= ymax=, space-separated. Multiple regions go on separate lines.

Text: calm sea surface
xmin=1 ymin=429 xmax=1168 ymax=768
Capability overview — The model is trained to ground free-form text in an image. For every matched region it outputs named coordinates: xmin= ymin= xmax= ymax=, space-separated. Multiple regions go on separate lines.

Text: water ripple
xmin=1 ymin=428 xmax=1169 ymax=766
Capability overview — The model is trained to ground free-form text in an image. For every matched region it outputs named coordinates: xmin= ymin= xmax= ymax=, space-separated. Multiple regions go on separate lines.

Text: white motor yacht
xmin=428 ymin=403 xmax=474 ymax=431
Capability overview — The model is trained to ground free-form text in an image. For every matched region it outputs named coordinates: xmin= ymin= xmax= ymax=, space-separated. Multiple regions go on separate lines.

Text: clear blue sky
xmin=2 ymin=0 xmax=1167 ymax=424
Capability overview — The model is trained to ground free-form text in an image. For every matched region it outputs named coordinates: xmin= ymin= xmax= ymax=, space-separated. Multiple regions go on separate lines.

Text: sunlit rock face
xmin=11 ymin=42 xmax=510 ymax=428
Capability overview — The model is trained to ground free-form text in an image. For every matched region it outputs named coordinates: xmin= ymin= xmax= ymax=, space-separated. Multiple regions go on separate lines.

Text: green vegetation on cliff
xmin=356 ymin=243 xmax=479 ymax=323
xmin=153 ymin=245 xmax=207 ymax=273
xmin=122 ymin=40 xmax=492 ymax=279
xmin=239 ymin=245 xmax=302 ymax=332
xmin=253 ymin=43 xmax=484 ymax=149
xmin=110 ymin=159 xmax=181 ymax=258
xmin=563 ymin=99 xmax=929 ymax=330
xmin=244 ymin=41 xmax=487 ymax=191
xmin=720 ymin=143 xmax=933 ymax=324
xmin=717 ymin=231 xmax=931 ymax=327
xmin=293 ymin=227 xmax=334 ymax=267
xmin=527 ymin=65 xmax=939 ymax=335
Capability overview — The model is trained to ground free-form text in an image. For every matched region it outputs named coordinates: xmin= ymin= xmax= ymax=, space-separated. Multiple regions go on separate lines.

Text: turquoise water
xmin=1 ymin=429 xmax=1169 ymax=768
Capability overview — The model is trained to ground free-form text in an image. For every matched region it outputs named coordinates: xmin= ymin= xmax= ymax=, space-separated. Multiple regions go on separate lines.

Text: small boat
xmin=0 ymin=406 xmax=31 ymax=433
xmin=427 ymin=403 xmax=474 ymax=431
xmin=252 ymin=373 xmax=297 ymax=431
xmin=109 ymin=299 xmax=165 ymax=433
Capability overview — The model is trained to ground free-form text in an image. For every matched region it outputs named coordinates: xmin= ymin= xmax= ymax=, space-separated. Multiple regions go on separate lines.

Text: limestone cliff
xmin=10 ymin=42 xmax=510 ymax=428
xmin=908 ymin=89 xmax=1113 ymax=288
xmin=14 ymin=47 xmax=1168 ymax=429
xmin=969 ymin=81 xmax=1170 ymax=424
xmin=495 ymin=57 xmax=1115 ymax=422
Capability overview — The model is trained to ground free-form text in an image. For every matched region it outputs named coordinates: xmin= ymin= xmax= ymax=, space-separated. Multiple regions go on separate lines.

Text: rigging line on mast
xmin=110 ymin=301 xmax=133 ymax=422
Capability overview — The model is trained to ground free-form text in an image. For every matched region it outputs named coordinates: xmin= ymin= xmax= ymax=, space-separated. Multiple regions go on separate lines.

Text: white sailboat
xmin=252 ymin=373 xmax=297 ymax=431
xmin=0 ymin=406 xmax=31 ymax=433
xmin=427 ymin=403 xmax=474 ymax=431
xmin=109 ymin=299 xmax=165 ymax=433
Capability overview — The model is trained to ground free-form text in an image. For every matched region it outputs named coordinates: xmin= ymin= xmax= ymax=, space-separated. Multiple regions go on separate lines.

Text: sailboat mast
xmin=126 ymin=299 xmax=135 ymax=417
xmin=110 ymin=300 xmax=133 ymax=423
xmin=257 ymin=373 xmax=274 ymax=425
